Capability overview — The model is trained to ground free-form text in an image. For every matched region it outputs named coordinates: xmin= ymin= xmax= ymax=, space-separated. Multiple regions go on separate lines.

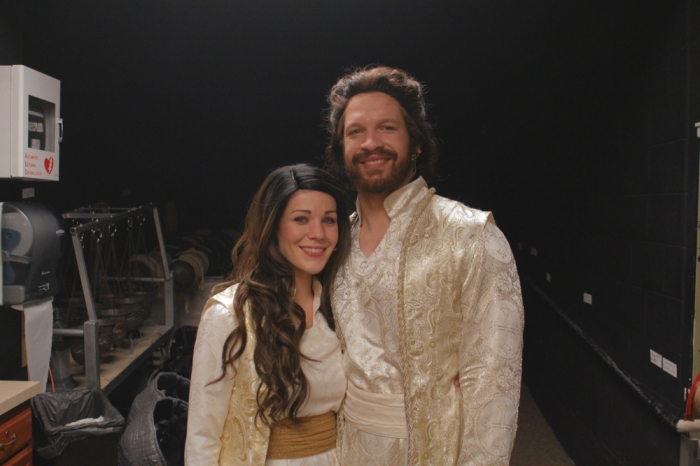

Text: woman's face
xmin=277 ymin=189 xmax=339 ymax=283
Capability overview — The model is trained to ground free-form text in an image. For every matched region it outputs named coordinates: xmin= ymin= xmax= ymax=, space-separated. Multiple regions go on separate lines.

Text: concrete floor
xmin=511 ymin=385 xmax=573 ymax=465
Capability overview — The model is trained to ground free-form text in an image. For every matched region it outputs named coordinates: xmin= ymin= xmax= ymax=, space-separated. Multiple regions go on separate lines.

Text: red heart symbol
xmin=44 ymin=157 xmax=54 ymax=174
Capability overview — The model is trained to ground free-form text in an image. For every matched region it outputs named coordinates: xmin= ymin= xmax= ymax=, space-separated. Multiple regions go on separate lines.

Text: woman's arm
xmin=185 ymin=302 xmax=238 ymax=465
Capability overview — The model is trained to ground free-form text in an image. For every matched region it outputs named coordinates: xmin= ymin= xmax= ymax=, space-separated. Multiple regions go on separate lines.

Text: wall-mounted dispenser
xmin=0 ymin=202 xmax=64 ymax=305
xmin=0 ymin=65 xmax=62 ymax=181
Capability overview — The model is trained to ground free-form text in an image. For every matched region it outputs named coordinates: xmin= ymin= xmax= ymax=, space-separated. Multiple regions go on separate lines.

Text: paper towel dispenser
xmin=0 ymin=202 xmax=64 ymax=305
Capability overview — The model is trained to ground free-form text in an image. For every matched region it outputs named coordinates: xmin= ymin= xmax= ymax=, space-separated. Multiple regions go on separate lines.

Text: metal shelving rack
xmin=53 ymin=204 xmax=175 ymax=392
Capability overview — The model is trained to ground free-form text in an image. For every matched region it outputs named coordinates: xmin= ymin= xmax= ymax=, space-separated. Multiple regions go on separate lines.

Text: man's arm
xmin=457 ymin=216 xmax=524 ymax=465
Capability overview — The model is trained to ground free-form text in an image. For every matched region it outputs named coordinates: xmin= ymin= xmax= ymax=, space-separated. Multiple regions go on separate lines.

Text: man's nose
xmin=360 ymin=130 xmax=381 ymax=151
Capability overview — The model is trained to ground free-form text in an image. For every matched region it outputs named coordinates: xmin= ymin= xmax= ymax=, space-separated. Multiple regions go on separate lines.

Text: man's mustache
xmin=351 ymin=148 xmax=398 ymax=164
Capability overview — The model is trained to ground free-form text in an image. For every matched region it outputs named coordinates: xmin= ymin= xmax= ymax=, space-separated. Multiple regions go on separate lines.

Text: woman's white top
xmin=185 ymin=280 xmax=346 ymax=465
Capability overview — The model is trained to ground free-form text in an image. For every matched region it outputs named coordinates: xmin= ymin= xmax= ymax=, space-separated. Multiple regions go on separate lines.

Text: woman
xmin=185 ymin=164 xmax=351 ymax=465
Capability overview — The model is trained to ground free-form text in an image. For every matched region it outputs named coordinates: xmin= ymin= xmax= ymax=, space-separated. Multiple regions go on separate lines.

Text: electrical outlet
xmin=663 ymin=358 xmax=677 ymax=378
xmin=22 ymin=187 xmax=35 ymax=199
xmin=583 ymin=293 xmax=592 ymax=304
xmin=650 ymin=349 xmax=662 ymax=368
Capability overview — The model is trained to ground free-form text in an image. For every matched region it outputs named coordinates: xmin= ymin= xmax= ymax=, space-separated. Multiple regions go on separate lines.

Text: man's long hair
xmin=211 ymin=163 xmax=351 ymax=426
xmin=325 ymin=65 xmax=438 ymax=188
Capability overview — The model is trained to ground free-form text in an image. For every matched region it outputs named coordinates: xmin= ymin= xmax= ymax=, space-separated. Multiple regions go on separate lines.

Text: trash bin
xmin=31 ymin=389 xmax=125 ymax=466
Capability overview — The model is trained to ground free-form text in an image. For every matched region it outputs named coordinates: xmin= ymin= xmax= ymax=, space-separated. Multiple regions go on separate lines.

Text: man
xmin=324 ymin=66 xmax=524 ymax=465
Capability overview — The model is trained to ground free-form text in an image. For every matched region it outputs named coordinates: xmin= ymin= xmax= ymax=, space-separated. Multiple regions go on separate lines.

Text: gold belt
xmin=266 ymin=411 xmax=337 ymax=459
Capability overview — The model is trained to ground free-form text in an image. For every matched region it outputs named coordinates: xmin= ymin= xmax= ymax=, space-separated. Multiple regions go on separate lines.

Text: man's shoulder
xmin=428 ymin=193 xmax=492 ymax=228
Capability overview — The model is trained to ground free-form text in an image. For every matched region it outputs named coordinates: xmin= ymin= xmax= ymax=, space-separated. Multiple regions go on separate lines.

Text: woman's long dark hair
xmin=211 ymin=163 xmax=351 ymax=427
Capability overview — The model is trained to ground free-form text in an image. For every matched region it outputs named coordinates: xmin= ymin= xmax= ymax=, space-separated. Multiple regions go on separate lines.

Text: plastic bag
xmin=31 ymin=389 xmax=125 ymax=459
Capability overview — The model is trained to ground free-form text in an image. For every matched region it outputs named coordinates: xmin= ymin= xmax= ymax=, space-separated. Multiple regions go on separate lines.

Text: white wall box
xmin=0 ymin=65 xmax=61 ymax=181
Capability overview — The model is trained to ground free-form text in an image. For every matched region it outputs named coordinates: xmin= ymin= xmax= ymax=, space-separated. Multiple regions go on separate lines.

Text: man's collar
xmin=355 ymin=177 xmax=429 ymax=224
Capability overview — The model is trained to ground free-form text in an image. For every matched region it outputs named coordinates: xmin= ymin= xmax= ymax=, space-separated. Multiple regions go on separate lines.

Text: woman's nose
xmin=307 ymin=220 xmax=325 ymax=240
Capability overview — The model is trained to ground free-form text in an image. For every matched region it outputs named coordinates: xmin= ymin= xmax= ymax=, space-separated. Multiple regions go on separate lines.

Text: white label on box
xmin=663 ymin=358 xmax=677 ymax=378
xmin=650 ymin=350 xmax=662 ymax=368
xmin=583 ymin=293 xmax=592 ymax=304
xmin=22 ymin=187 xmax=34 ymax=198
xmin=530 ymin=247 xmax=537 ymax=256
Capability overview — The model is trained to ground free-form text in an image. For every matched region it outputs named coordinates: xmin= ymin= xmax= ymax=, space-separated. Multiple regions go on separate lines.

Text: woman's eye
xmin=323 ymin=217 xmax=337 ymax=225
xmin=294 ymin=216 xmax=308 ymax=223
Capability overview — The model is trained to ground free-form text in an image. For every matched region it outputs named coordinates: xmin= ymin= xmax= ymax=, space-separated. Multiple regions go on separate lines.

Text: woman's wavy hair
xmin=324 ymin=65 xmax=438 ymax=189
xmin=211 ymin=163 xmax=351 ymax=427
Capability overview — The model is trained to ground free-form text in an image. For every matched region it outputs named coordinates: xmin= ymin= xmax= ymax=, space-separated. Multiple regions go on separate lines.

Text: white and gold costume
xmin=332 ymin=177 xmax=524 ymax=466
xmin=185 ymin=280 xmax=346 ymax=465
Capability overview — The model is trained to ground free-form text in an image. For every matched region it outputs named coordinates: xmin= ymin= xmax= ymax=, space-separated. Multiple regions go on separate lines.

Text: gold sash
xmin=266 ymin=411 xmax=337 ymax=459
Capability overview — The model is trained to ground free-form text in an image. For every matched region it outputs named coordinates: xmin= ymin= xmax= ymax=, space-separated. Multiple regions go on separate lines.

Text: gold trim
xmin=397 ymin=188 xmax=435 ymax=466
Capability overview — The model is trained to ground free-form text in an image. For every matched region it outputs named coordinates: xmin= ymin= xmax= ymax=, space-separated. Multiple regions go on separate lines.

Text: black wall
xmin=509 ymin=1 xmax=700 ymax=464
xmin=2 ymin=0 xmax=698 ymax=463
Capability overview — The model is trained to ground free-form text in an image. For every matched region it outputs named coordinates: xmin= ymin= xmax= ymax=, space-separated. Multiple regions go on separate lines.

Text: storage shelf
xmin=59 ymin=204 xmax=175 ymax=391
xmin=65 ymin=325 xmax=173 ymax=394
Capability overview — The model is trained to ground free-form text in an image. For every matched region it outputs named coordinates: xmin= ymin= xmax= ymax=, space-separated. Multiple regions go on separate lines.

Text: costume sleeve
xmin=185 ymin=302 xmax=237 ymax=466
xmin=457 ymin=215 xmax=524 ymax=465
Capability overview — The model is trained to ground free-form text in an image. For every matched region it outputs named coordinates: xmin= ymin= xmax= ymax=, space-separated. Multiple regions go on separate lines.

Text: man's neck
xmin=356 ymin=191 xmax=392 ymax=257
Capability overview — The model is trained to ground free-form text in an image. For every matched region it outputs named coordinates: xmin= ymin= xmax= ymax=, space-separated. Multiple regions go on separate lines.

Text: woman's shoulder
xmin=211 ymin=282 xmax=239 ymax=301
xmin=200 ymin=283 xmax=240 ymax=326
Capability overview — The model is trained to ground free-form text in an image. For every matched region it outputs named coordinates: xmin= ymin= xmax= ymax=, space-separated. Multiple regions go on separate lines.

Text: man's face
xmin=342 ymin=92 xmax=415 ymax=196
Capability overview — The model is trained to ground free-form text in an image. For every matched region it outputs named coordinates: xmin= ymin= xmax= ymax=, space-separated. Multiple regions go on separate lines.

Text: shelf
xmin=65 ymin=324 xmax=173 ymax=395
xmin=59 ymin=204 xmax=175 ymax=391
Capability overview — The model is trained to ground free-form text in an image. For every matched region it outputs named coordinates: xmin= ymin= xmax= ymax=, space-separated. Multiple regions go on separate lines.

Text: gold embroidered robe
xmin=332 ymin=178 xmax=524 ymax=466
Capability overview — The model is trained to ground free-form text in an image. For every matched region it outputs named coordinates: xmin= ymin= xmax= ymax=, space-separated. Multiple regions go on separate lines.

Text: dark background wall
xmin=511 ymin=2 xmax=700 ymax=464
xmin=2 ymin=1 xmax=698 ymax=464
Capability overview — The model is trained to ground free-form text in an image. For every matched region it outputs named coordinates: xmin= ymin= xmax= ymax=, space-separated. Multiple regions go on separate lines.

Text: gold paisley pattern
xmin=333 ymin=178 xmax=523 ymax=466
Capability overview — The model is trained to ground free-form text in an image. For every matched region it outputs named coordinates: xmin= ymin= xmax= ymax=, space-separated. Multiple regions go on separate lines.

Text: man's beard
xmin=345 ymin=148 xmax=413 ymax=195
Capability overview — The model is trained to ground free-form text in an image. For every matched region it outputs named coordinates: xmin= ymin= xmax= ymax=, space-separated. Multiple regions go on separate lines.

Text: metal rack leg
xmin=84 ymin=320 xmax=100 ymax=389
